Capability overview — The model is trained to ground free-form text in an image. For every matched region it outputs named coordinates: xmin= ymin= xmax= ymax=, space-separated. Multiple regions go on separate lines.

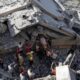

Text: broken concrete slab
xmin=56 ymin=65 xmax=76 ymax=80
xmin=0 ymin=1 xmax=29 ymax=17
xmin=32 ymin=0 xmax=65 ymax=20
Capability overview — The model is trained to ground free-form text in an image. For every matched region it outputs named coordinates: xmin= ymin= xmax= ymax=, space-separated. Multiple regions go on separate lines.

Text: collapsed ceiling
xmin=0 ymin=0 xmax=80 ymax=53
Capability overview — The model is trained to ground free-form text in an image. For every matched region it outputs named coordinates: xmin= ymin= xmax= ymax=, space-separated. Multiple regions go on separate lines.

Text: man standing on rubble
xmin=34 ymin=36 xmax=53 ymax=65
xmin=34 ymin=41 xmax=46 ymax=61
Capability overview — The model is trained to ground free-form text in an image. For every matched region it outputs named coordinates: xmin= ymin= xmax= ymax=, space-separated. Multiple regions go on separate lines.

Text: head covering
xmin=26 ymin=46 xmax=31 ymax=53
xmin=16 ymin=48 xmax=22 ymax=54
xmin=25 ymin=42 xmax=32 ymax=53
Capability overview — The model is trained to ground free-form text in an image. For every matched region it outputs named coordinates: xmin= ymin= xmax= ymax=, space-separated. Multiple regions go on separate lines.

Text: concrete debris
xmin=56 ymin=65 xmax=76 ymax=80
xmin=0 ymin=0 xmax=80 ymax=80
xmin=8 ymin=9 xmax=39 ymax=36
xmin=0 ymin=23 xmax=7 ymax=34
xmin=0 ymin=0 xmax=80 ymax=51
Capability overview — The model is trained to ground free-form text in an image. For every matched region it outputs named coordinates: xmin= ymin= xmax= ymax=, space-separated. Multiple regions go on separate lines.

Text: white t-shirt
xmin=20 ymin=73 xmax=25 ymax=80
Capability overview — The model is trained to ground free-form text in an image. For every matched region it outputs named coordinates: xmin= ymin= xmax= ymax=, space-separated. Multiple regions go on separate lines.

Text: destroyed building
xmin=0 ymin=0 xmax=80 ymax=80
xmin=0 ymin=0 xmax=80 ymax=52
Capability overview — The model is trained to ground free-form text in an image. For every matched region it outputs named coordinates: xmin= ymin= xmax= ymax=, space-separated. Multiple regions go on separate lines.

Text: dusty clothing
xmin=36 ymin=49 xmax=46 ymax=60
xmin=20 ymin=73 xmax=25 ymax=80
xmin=26 ymin=51 xmax=34 ymax=66
xmin=18 ymin=54 xmax=24 ymax=66
xmin=27 ymin=51 xmax=33 ymax=61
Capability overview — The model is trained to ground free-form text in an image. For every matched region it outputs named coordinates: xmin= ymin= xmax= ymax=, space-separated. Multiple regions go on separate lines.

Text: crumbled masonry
xmin=0 ymin=0 xmax=80 ymax=80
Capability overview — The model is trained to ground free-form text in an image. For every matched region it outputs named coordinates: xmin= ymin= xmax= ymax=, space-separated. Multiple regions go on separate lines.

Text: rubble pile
xmin=0 ymin=0 xmax=80 ymax=52
xmin=0 ymin=47 xmax=80 ymax=80
xmin=0 ymin=0 xmax=80 ymax=80
xmin=60 ymin=0 xmax=80 ymax=10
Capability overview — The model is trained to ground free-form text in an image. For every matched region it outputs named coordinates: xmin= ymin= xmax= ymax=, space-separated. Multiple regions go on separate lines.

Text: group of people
xmin=0 ymin=35 xmax=57 ymax=80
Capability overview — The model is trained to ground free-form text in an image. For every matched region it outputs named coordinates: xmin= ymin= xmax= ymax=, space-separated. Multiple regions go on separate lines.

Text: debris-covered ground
xmin=0 ymin=0 xmax=80 ymax=80
xmin=0 ymin=46 xmax=80 ymax=80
